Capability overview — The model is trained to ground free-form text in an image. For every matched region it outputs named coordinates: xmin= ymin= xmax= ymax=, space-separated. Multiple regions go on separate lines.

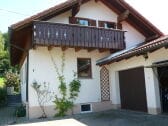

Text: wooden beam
xmin=117 ymin=10 xmax=129 ymax=23
xmin=110 ymin=49 xmax=119 ymax=54
xmin=61 ymin=46 xmax=68 ymax=51
xmin=75 ymin=47 xmax=81 ymax=52
xmin=99 ymin=49 xmax=109 ymax=53
xmin=72 ymin=0 xmax=82 ymax=17
xmin=165 ymin=45 xmax=168 ymax=49
xmin=95 ymin=0 xmax=101 ymax=2
xmin=145 ymin=35 xmax=159 ymax=42
xmin=48 ymin=46 xmax=53 ymax=51
xmin=33 ymin=45 xmax=37 ymax=50
xmin=87 ymin=48 xmax=95 ymax=52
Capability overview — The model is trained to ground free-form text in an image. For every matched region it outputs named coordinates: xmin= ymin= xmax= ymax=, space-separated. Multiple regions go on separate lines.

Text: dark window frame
xmin=98 ymin=20 xmax=116 ymax=29
xmin=69 ymin=17 xmax=96 ymax=26
xmin=77 ymin=58 xmax=92 ymax=79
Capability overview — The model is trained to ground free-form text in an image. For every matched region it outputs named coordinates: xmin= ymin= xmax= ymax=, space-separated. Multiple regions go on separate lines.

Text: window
xmin=98 ymin=21 xmax=116 ymax=29
xmin=77 ymin=58 xmax=92 ymax=78
xmin=69 ymin=17 xmax=96 ymax=26
xmin=81 ymin=104 xmax=92 ymax=113
xmin=77 ymin=19 xmax=89 ymax=26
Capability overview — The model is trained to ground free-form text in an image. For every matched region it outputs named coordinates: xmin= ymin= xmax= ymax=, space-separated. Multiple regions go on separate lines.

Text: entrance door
xmin=158 ymin=66 xmax=168 ymax=113
xmin=119 ymin=67 xmax=147 ymax=112
xmin=100 ymin=66 xmax=110 ymax=101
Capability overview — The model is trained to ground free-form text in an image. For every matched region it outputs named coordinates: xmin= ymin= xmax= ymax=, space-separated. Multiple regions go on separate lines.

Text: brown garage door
xmin=119 ymin=67 xmax=147 ymax=112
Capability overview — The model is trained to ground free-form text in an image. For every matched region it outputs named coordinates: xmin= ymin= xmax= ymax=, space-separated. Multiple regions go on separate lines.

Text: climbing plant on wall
xmin=50 ymin=52 xmax=81 ymax=117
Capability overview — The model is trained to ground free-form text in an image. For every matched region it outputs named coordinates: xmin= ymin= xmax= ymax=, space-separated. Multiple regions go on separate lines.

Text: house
xmin=9 ymin=0 xmax=168 ymax=118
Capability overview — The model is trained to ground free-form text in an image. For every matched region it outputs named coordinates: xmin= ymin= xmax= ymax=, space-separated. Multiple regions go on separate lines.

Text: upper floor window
xmin=69 ymin=17 xmax=96 ymax=26
xmin=77 ymin=19 xmax=89 ymax=26
xmin=77 ymin=58 xmax=92 ymax=78
xmin=98 ymin=21 xmax=116 ymax=29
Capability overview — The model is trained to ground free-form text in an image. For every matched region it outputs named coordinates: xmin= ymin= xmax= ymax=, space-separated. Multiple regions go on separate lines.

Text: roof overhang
xmin=97 ymin=36 xmax=168 ymax=66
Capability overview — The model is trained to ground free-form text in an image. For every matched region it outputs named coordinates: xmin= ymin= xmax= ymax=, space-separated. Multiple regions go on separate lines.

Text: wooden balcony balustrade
xmin=33 ymin=21 xmax=126 ymax=50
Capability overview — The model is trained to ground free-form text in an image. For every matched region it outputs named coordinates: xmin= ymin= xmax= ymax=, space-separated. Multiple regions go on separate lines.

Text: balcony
xmin=33 ymin=21 xmax=126 ymax=50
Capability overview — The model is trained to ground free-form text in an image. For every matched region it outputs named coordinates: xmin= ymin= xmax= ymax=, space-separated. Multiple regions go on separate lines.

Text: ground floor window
xmin=81 ymin=104 xmax=92 ymax=113
xmin=77 ymin=58 xmax=92 ymax=78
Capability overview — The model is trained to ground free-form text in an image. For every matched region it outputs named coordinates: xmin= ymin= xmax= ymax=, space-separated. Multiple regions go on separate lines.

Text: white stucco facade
xmin=20 ymin=57 xmax=27 ymax=103
xmin=28 ymin=47 xmax=109 ymax=106
xmin=109 ymin=47 xmax=168 ymax=114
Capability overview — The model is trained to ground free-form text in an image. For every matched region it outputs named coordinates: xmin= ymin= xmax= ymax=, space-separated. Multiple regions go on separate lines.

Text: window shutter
xmin=90 ymin=20 xmax=96 ymax=26
xmin=98 ymin=21 xmax=104 ymax=27
xmin=69 ymin=17 xmax=77 ymax=24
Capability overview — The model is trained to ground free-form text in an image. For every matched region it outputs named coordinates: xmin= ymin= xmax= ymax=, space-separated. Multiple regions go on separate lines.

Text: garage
xmin=119 ymin=67 xmax=147 ymax=112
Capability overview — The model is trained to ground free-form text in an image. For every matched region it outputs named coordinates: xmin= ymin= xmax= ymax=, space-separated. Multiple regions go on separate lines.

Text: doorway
xmin=158 ymin=66 xmax=168 ymax=113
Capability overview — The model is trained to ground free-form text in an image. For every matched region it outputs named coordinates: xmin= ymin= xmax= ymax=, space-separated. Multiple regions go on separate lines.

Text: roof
xmin=11 ymin=0 xmax=78 ymax=30
xmin=10 ymin=0 xmax=164 ymax=38
xmin=97 ymin=35 xmax=168 ymax=65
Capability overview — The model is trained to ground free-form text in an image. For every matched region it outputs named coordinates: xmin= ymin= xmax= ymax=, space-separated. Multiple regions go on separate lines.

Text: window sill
xmin=78 ymin=77 xmax=93 ymax=80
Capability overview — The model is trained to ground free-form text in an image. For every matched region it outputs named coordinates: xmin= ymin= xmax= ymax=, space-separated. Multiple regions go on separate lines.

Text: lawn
xmin=0 ymin=77 xmax=5 ymax=88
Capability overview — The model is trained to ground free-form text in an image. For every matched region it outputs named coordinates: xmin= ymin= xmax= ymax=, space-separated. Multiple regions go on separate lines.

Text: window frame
xmin=98 ymin=20 xmax=116 ymax=29
xmin=77 ymin=58 xmax=92 ymax=79
xmin=69 ymin=17 xmax=96 ymax=26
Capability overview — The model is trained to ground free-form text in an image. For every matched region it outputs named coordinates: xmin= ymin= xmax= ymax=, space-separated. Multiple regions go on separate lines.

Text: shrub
xmin=0 ymin=77 xmax=7 ymax=107
xmin=0 ymin=87 xmax=7 ymax=107
xmin=4 ymin=71 xmax=20 ymax=92
xmin=15 ymin=105 xmax=26 ymax=117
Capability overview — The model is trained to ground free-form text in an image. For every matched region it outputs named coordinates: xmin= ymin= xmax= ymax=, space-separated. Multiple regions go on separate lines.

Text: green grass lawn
xmin=0 ymin=78 xmax=5 ymax=88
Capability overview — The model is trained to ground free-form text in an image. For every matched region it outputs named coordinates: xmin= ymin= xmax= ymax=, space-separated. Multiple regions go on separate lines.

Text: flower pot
xmin=7 ymin=86 xmax=14 ymax=95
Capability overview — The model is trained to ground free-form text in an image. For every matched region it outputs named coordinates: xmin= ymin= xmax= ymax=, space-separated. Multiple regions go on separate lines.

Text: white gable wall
xmin=48 ymin=0 xmax=145 ymax=48
xmin=122 ymin=21 xmax=145 ymax=48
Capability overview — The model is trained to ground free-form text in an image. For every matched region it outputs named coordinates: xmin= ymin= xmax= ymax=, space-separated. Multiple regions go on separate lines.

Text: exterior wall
xmin=28 ymin=101 xmax=114 ymax=119
xmin=48 ymin=0 xmax=145 ymax=48
xmin=122 ymin=21 xmax=145 ymax=48
xmin=28 ymin=46 xmax=110 ymax=118
xmin=20 ymin=57 xmax=27 ymax=103
xmin=108 ymin=47 xmax=168 ymax=114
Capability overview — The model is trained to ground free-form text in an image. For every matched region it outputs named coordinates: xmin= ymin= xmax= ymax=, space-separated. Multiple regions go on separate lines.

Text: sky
xmin=0 ymin=0 xmax=168 ymax=35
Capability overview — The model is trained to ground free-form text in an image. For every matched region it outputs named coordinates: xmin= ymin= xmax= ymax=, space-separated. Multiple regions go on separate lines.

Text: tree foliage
xmin=0 ymin=31 xmax=12 ymax=77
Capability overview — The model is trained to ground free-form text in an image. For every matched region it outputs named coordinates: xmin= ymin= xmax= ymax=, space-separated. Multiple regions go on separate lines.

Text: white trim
xmin=80 ymin=103 xmax=92 ymax=113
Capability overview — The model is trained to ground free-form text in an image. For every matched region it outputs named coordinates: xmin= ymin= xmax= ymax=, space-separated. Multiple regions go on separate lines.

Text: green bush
xmin=4 ymin=71 xmax=20 ymax=92
xmin=0 ymin=81 xmax=7 ymax=107
xmin=15 ymin=105 xmax=26 ymax=117
xmin=0 ymin=77 xmax=5 ymax=88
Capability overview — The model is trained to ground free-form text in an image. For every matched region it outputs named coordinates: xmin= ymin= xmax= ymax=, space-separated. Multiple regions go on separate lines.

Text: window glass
xmin=77 ymin=19 xmax=89 ymax=26
xmin=77 ymin=58 xmax=92 ymax=78
xmin=104 ymin=22 xmax=116 ymax=29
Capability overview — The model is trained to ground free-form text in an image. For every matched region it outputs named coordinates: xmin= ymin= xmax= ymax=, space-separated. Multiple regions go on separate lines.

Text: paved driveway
xmin=9 ymin=110 xmax=168 ymax=126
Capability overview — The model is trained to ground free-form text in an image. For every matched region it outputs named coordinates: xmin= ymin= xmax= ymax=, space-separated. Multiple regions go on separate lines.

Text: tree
xmin=0 ymin=32 xmax=10 ymax=76
xmin=0 ymin=32 xmax=4 ymax=52
xmin=3 ymin=33 xmax=9 ymax=50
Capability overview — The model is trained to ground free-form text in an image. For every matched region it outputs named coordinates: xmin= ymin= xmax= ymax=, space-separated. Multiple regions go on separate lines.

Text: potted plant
xmin=4 ymin=71 xmax=20 ymax=95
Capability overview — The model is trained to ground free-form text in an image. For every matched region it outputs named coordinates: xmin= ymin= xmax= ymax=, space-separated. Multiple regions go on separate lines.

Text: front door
xmin=100 ymin=66 xmax=110 ymax=101
xmin=158 ymin=66 xmax=168 ymax=113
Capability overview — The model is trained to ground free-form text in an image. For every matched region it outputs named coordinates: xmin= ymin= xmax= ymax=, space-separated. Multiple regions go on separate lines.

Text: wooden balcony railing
xmin=33 ymin=21 xmax=125 ymax=50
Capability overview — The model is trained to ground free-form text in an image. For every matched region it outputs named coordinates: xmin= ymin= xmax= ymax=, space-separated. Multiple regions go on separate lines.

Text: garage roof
xmin=97 ymin=36 xmax=168 ymax=66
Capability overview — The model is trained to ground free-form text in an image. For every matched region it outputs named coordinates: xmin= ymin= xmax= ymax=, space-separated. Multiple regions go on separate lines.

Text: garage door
xmin=119 ymin=67 xmax=147 ymax=112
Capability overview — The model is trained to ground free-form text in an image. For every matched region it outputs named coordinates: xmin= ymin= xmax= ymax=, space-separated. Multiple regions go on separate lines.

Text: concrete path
xmin=2 ymin=109 xmax=168 ymax=126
